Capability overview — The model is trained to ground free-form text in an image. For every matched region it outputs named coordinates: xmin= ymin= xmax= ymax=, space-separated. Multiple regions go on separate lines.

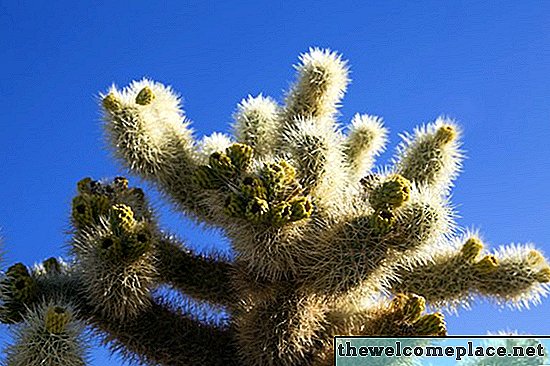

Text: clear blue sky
xmin=1 ymin=1 xmax=549 ymax=365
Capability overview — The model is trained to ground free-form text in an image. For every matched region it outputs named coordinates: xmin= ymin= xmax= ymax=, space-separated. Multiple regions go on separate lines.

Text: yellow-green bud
xmin=368 ymin=210 xmax=395 ymax=236
xmin=44 ymin=306 xmax=71 ymax=334
xmin=535 ymin=267 xmax=550 ymax=283
xmin=102 ymin=93 xmax=122 ymax=112
xmin=402 ymin=294 xmax=426 ymax=323
xmin=474 ymin=255 xmax=499 ymax=273
xmin=270 ymin=201 xmax=292 ymax=226
xmin=209 ymin=152 xmax=235 ymax=177
xmin=224 ymin=194 xmax=245 ymax=217
xmin=246 ymin=197 xmax=270 ymax=223
xmin=6 ymin=263 xmax=29 ymax=278
xmin=43 ymin=257 xmax=61 ymax=273
xmin=434 ymin=125 xmax=457 ymax=145
xmin=110 ymin=204 xmax=136 ymax=233
xmin=414 ymin=313 xmax=446 ymax=336
xmin=77 ymin=177 xmax=93 ymax=194
xmin=461 ymin=237 xmax=484 ymax=262
xmin=369 ymin=174 xmax=411 ymax=211
xmin=226 ymin=143 xmax=253 ymax=171
xmin=113 ymin=176 xmax=129 ymax=190
xmin=527 ymin=250 xmax=547 ymax=266
xmin=135 ymin=86 xmax=155 ymax=105
xmin=6 ymin=264 xmax=37 ymax=303
xmin=289 ymin=196 xmax=313 ymax=221
xmin=241 ymin=176 xmax=267 ymax=199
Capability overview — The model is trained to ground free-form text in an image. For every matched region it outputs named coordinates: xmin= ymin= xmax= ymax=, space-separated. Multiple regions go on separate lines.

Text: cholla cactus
xmin=1 ymin=48 xmax=549 ymax=366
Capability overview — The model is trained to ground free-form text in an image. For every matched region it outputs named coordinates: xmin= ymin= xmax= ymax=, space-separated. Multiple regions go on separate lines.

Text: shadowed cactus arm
xmin=389 ymin=235 xmax=550 ymax=309
xmin=92 ymin=298 xmax=239 ymax=366
xmin=156 ymin=234 xmax=235 ymax=308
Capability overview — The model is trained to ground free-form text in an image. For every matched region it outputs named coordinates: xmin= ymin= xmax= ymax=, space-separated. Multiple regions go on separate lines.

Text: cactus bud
xmin=434 ymin=125 xmax=457 ymax=145
xmin=413 ymin=313 xmax=446 ymax=336
xmin=535 ymin=267 xmax=550 ymax=283
xmin=461 ymin=237 xmax=484 ymax=262
xmin=246 ymin=197 xmax=270 ymax=223
xmin=113 ymin=176 xmax=129 ymax=190
xmin=368 ymin=210 xmax=395 ymax=236
xmin=110 ymin=204 xmax=136 ymax=233
xmin=44 ymin=306 xmax=71 ymax=334
xmin=369 ymin=174 xmax=411 ymax=211
xmin=475 ymin=255 xmax=499 ymax=273
xmin=76 ymin=177 xmax=93 ymax=194
xmin=42 ymin=257 xmax=61 ymax=273
xmin=209 ymin=152 xmax=235 ymax=177
xmin=527 ymin=250 xmax=547 ymax=266
xmin=289 ymin=196 xmax=313 ymax=221
xmin=226 ymin=143 xmax=253 ymax=171
xmin=270 ymin=201 xmax=293 ymax=225
xmin=102 ymin=93 xmax=122 ymax=112
xmin=135 ymin=86 xmax=155 ymax=105
xmin=241 ymin=176 xmax=267 ymax=199
xmin=402 ymin=294 xmax=426 ymax=323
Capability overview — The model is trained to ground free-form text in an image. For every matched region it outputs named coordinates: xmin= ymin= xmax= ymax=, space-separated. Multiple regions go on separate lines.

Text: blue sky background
xmin=1 ymin=1 xmax=550 ymax=364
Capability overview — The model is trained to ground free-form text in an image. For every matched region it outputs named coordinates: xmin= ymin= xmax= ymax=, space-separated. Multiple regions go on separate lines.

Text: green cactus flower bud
xmin=42 ymin=257 xmax=61 ymax=273
xmin=527 ymin=250 xmax=547 ymax=266
xmin=113 ymin=176 xmax=129 ymax=190
xmin=461 ymin=237 xmax=484 ymax=262
xmin=241 ymin=176 xmax=267 ymax=199
xmin=246 ymin=197 xmax=270 ymax=223
xmin=6 ymin=263 xmax=29 ymax=278
xmin=6 ymin=265 xmax=37 ymax=303
xmin=369 ymin=174 xmax=411 ymax=211
xmin=44 ymin=306 xmax=71 ymax=334
xmin=289 ymin=196 xmax=313 ymax=221
xmin=475 ymin=255 xmax=499 ymax=273
xmin=261 ymin=161 xmax=296 ymax=199
xmin=226 ymin=143 xmax=253 ymax=171
xmin=72 ymin=194 xmax=111 ymax=228
xmin=110 ymin=204 xmax=136 ymax=233
xmin=135 ymin=86 xmax=155 ymax=105
xmin=367 ymin=210 xmax=395 ymax=236
xmin=434 ymin=125 xmax=457 ymax=145
xmin=535 ymin=267 xmax=550 ymax=283
xmin=270 ymin=201 xmax=293 ymax=226
xmin=102 ymin=93 xmax=122 ymax=112
xmin=402 ymin=294 xmax=426 ymax=323
xmin=413 ymin=313 xmax=446 ymax=336
xmin=224 ymin=193 xmax=246 ymax=217
xmin=76 ymin=177 xmax=93 ymax=194
xmin=209 ymin=152 xmax=236 ymax=178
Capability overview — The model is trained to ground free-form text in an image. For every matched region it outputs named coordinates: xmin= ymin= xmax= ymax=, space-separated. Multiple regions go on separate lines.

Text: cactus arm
xmin=393 ymin=118 xmax=463 ymax=194
xmin=232 ymin=94 xmax=280 ymax=158
xmin=101 ymin=80 xmax=217 ymax=222
xmin=389 ymin=236 xmax=550 ymax=309
xmin=305 ymin=181 xmax=452 ymax=294
xmin=156 ymin=234 xmax=235 ymax=309
xmin=91 ymin=299 xmax=238 ymax=366
xmin=280 ymin=48 xmax=349 ymax=131
xmin=343 ymin=114 xmax=389 ymax=184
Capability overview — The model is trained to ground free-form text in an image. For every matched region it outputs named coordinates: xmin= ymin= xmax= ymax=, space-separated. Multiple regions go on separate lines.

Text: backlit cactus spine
xmin=0 ymin=48 xmax=548 ymax=366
